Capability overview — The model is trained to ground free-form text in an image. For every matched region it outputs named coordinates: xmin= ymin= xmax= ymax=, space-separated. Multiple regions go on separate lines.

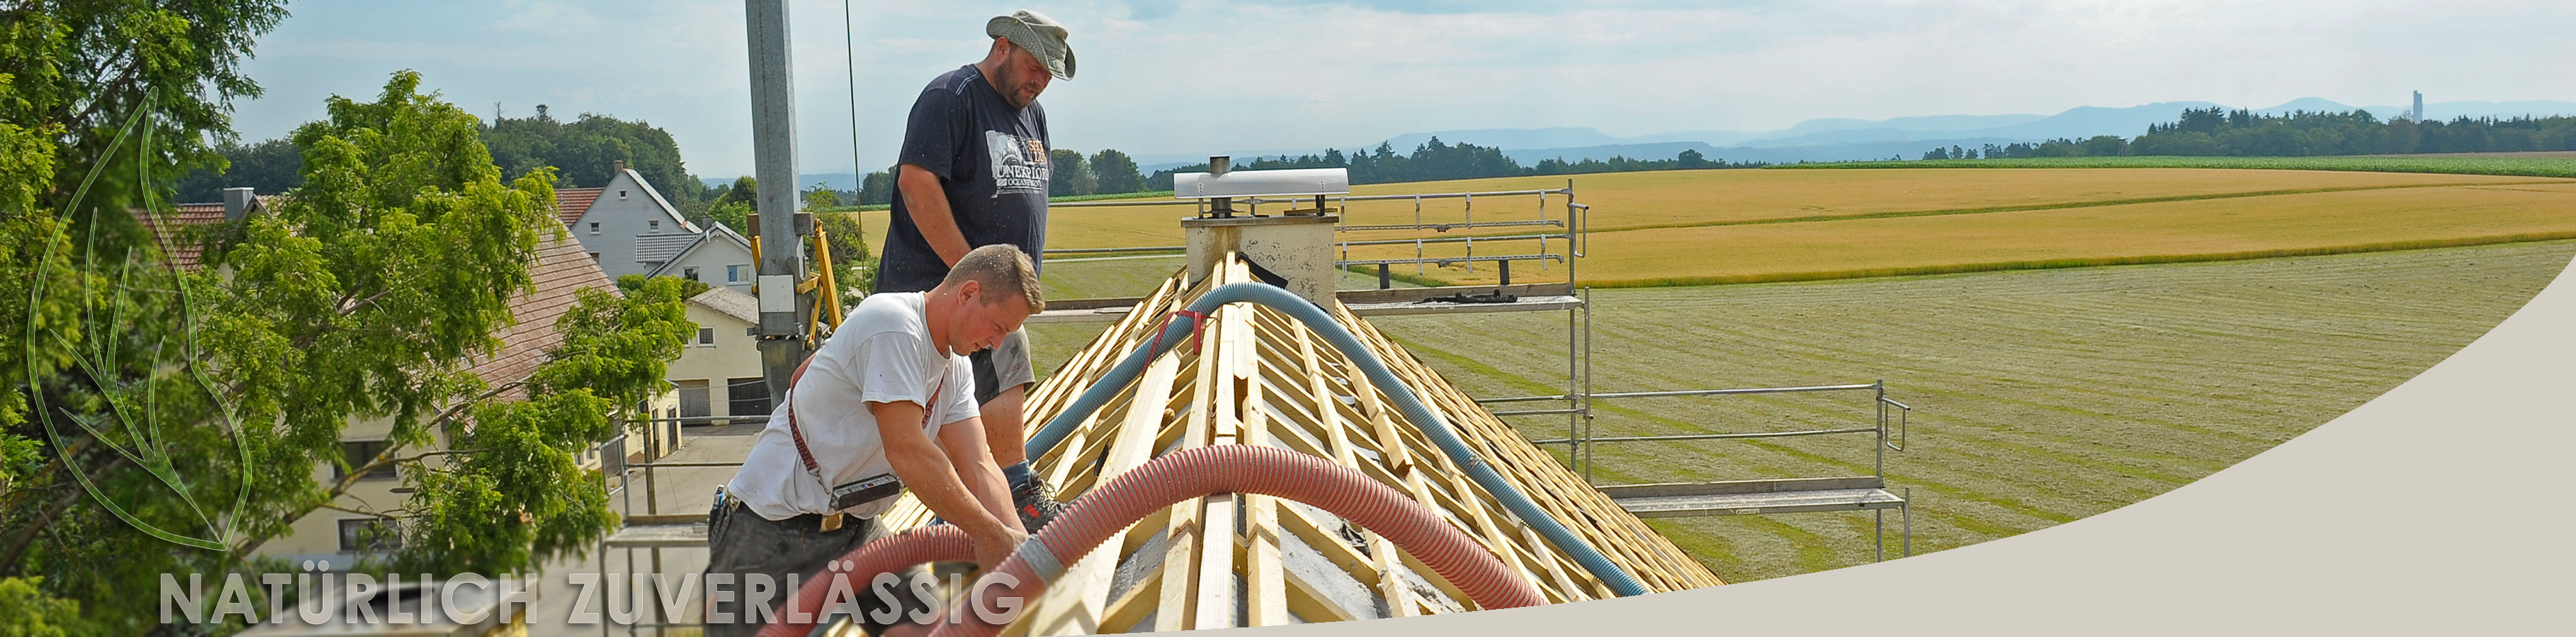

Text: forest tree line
xmin=1145 ymin=138 xmax=1763 ymax=190
xmin=1923 ymin=108 xmax=2576 ymax=159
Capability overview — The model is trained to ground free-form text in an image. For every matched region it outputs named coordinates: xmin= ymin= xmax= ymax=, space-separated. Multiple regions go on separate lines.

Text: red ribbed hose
xmin=752 ymin=525 xmax=974 ymax=637
xmin=762 ymin=445 xmax=1545 ymax=636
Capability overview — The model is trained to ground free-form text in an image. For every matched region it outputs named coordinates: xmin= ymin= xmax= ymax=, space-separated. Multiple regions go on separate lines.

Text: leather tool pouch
xmin=829 ymin=472 xmax=904 ymax=512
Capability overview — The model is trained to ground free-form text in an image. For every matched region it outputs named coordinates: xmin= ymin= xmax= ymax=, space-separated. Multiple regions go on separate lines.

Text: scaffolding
xmin=1042 ymin=181 xmax=1915 ymax=562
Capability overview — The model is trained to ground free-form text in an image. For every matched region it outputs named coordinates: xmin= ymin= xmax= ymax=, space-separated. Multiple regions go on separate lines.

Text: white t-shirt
xmin=724 ymin=292 xmax=977 ymax=520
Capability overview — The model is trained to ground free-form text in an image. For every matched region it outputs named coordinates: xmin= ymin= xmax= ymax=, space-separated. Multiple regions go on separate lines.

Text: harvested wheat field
xmin=1371 ymin=180 xmax=2576 ymax=286
xmin=851 ymin=167 xmax=2575 ymax=290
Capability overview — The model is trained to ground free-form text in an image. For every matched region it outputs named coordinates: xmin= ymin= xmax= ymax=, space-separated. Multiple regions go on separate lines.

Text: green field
xmin=1026 ymin=239 xmax=2576 ymax=582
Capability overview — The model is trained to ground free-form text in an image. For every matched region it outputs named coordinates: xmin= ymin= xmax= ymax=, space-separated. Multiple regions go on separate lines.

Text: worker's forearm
xmin=883 ymin=439 xmax=1010 ymax=537
xmin=954 ymin=453 xmax=1018 ymax=532
xmin=897 ymin=166 xmax=971 ymax=267
xmin=935 ymin=417 xmax=1025 ymax=532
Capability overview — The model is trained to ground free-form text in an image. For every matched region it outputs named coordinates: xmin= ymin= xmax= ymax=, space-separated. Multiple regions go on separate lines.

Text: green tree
xmin=1087 ymin=148 xmax=1142 ymax=194
xmin=814 ymin=211 xmax=873 ymax=304
xmin=481 ymin=111 xmax=710 ymax=215
xmin=0 ymin=576 xmax=83 ymax=636
xmin=173 ymin=137 xmax=302 ymax=203
xmin=1048 ymin=148 xmax=1092 ymax=196
xmin=858 ymin=170 xmax=893 ymax=205
xmin=702 ymin=175 xmax=756 ymax=231
xmin=1676 ymin=148 xmax=1708 ymax=169
xmin=803 ymin=181 xmax=842 ymax=210
xmin=0 ymin=0 xmax=288 ymax=627
xmin=1 ymin=68 xmax=695 ymax=627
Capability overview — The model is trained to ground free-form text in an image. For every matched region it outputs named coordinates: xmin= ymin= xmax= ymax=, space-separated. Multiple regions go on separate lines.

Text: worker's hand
xmin=971 ymin=524 xmax=1030 ymax=573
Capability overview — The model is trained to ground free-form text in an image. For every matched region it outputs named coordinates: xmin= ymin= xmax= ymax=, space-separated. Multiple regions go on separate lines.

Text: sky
xmin=226 ymin=0 xmax=2576 ymax=177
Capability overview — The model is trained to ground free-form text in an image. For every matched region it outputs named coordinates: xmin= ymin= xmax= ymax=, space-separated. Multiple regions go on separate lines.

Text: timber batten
xmin=874 ymin=256 xmax=1720 ymax=632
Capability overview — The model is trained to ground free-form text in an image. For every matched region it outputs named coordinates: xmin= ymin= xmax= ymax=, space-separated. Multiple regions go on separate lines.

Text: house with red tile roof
xmin=559 ymin=160 xmax=702 ymax=279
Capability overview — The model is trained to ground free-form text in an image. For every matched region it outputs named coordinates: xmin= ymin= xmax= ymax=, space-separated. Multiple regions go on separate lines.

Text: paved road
xmin=524 ymin=424 xmax=759 ymax=637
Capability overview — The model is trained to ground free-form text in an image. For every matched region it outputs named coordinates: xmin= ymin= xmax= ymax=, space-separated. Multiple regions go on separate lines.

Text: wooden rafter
xmin=878 ymin=255 xmax=1722 ymax=633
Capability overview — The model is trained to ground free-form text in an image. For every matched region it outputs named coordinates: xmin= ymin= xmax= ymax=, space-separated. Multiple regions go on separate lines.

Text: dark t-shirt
xmin=876 ymin=64 xmax=1051 ymax=294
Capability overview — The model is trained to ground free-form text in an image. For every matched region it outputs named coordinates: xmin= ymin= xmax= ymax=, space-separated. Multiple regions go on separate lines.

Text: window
xmin=619 ymin=190 xmax=629 ymax=200
xmin=683 ymin=266 xmax=700 ymax=281
xmin=338 ymin=517 xmax=399 ymax=553
xmin=726 ymin=377 xmax=771 ymax=417
xmin=648 ymin=220 xmax=661 ymax=233
xmin=697 ymin=327 xmax=715 ymax=346
xmin=588 ymin=252 xmax=601 ymax=262
xmin=726 ymin=265 xmax=746 ymax=283
xmin=337 ymin=440 xmax=396 ymax=480
xmin=588 ymin=221 xmax=600 ymax=234
xmin=677 ymin=380 xmax=710 ymax=419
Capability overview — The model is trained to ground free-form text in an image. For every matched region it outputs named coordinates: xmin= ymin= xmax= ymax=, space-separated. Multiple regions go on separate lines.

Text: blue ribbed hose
xmin=1024 ymin=282 xmax=1652 ymax=597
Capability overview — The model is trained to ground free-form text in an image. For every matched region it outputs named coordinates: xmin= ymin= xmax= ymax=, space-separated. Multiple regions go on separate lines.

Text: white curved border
xmin=1241 ymin=255 xmax=2576 ymax=636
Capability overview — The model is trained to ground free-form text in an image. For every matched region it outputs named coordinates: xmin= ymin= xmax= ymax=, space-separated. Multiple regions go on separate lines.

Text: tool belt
xmin=780 ymin=377 xmax=943 ymax=530
xmin=716 ymin=485 xmax=878 ymax=534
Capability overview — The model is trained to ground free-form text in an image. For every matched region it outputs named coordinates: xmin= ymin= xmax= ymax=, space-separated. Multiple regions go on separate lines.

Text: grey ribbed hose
xmin=1023 ymin=282 xmax=1651 ymax=597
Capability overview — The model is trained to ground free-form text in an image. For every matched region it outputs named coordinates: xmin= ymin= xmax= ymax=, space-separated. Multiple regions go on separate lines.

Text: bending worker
xmin=702 ymin=245 xmax=1046 ymax=636
xmin=876 ymin=9 xmax=1076 ymax=532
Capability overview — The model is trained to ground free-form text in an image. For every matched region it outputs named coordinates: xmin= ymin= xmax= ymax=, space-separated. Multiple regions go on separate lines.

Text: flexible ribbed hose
xmin=1023 ymin=282 xmax=1651 ymax=597
xmin=761 ymin=445 xmax=1545 ymax=637
xmin=752 ymin=526 xmax=975 ymax=637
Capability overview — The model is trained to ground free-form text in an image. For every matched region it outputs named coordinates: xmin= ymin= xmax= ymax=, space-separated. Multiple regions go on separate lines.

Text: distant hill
xmin=1410 ymin=98 xmax=2576 ymax=165
xmin=825 ymin=97 xmax=2576 ymax=181
xmin=700 ymin=172 xmax=863 ymax=191
xmin=1505 ymin=138 xmax=2033 ymax=166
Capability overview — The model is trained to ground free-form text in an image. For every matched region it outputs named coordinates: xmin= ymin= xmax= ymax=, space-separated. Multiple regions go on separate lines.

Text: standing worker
xmin=875 ymin=9 xmax=1075 ymax=531
xmin=703 ymin=246 xmax=1047 ymax=636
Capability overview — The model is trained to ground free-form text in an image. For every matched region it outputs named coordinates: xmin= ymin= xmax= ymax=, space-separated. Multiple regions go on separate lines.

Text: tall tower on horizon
xmin=2413 ymin=90 xmax=2424 ymax=122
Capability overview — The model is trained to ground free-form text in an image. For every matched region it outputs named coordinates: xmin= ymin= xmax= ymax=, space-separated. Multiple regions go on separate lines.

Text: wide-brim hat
xmin=986 ymin=10 xmax=1075 ymax=80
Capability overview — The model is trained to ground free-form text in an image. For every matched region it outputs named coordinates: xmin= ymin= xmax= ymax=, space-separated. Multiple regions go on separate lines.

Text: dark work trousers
xmin=701 ymin=491 xmax=932 ymax=637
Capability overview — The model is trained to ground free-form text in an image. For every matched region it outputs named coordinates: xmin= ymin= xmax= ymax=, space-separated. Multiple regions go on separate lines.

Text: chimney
xmin=221 ymin=187 xmax=256 ymax=222
xmin=613 ymin=159 xmax=627 ymax=172
xmin=1173 ymin=164 xmax=1352 ymax=306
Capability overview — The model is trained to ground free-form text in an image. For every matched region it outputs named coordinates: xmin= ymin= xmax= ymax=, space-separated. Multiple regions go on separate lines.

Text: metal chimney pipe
xmin=221 ymin=187 xmax=255 ymax=222
xmin=1207 ymin=156 xmax=1234 ymax=218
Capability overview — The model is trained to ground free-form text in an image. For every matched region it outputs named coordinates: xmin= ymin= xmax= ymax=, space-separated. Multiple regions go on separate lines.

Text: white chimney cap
xmin=1172 ymin=167 xmax=1350 ymax=200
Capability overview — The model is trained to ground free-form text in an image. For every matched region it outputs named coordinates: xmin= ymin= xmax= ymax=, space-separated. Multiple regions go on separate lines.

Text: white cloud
xmin=224 ymin=0 xmax=2575 ymax=178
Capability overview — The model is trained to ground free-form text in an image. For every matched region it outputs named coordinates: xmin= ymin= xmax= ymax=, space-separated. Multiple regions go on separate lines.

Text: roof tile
xmin=133 ymin=203 xmax=231 ymax=269
xmin=556 ymin=187 xmax=605 ymax=225
xmin=461 ymin=229 xmax=621 ymax=394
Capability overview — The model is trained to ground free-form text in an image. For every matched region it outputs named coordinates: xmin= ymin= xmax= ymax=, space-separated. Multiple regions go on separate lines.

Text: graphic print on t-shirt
xmin=986 ymin=130 xmax=1050 ymax=196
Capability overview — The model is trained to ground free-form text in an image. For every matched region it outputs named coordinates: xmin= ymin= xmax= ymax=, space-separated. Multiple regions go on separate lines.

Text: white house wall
xmin=660 ymin=232 xmax=758 ymax=296
xmin=670 ymin=301 xmax=765 ymax=422
xmin=568 ymin=170 xmax=699 ymax=279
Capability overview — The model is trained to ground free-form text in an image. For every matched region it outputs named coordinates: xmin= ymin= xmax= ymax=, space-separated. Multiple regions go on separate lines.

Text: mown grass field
xmin=1018 ymin=240 xmax=2576 ymax=582
xmin=846 ymin=166 xmax=2576 ymax=290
